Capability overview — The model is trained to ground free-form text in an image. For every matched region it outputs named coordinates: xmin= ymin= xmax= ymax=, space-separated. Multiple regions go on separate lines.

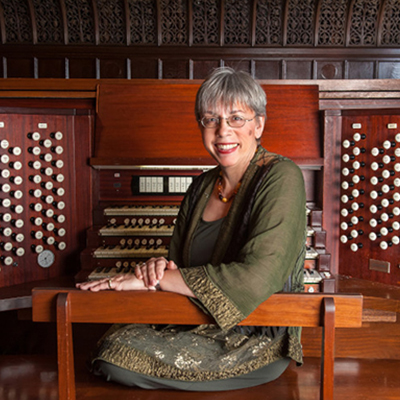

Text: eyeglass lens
xmin=202 ymin=116 xmax=246 ymax=128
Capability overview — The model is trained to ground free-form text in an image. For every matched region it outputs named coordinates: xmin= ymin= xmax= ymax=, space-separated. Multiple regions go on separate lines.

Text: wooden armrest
xmin=32 ymin=289 xmax=363 ymax=328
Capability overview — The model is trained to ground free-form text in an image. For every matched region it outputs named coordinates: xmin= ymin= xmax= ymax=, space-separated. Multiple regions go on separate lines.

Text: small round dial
xmin=37 ymin=249 xmax=55 ymax=268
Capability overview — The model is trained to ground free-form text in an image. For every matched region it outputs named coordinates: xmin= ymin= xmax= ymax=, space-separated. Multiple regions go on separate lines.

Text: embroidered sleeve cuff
xmin=180 ymin=266 xmax=245 ymax=331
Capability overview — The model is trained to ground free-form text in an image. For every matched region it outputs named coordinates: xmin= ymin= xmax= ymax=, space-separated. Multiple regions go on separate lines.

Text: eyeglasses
xmin=199 ymin=115 xmax=255 ymax=129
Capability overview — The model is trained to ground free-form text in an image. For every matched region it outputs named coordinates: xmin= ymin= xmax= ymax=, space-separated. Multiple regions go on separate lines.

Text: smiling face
xmin=200 ymin=103 xmax=265 ymax=173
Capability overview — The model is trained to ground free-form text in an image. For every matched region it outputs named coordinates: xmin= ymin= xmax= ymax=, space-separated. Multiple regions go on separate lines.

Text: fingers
xmin=141 ymin=262 xmax=151 ymax=288
xmin=166 ymin=260 xmax=178 ymax=270
xmin=134 ymin=257 xmax=173 ymax=289
xmin=109 ymin=274 xmax=126 ymax=291
xmin=134 ymin=262 xmax=144 ymax=280
xmin=144 ymin=258 xmax=159 ymax=287
xmin=76 ymin=278 xmax=113 ymax=292
xmin=154 ymin=257 xmax=169 ymax=280
xmin=82 ymin=259 xmax=179 ymax=292
xmin=76 ymin=274 xmax=147 ymax=292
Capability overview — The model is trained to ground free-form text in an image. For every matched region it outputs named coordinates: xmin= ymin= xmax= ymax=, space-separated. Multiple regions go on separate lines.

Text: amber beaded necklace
xmin=216 ymin=146 xmax=259 ymax=203
xmin=217 ymin=172 xmax=241 ymax=203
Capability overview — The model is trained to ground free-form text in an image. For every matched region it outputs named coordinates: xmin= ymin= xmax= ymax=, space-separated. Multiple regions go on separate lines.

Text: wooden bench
xmin=32 ymin=289 xmax=363 ymax=400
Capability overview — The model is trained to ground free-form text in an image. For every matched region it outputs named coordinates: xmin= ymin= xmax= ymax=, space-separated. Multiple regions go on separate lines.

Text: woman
xmin=77 ymin=68 xmax=306 ymax=391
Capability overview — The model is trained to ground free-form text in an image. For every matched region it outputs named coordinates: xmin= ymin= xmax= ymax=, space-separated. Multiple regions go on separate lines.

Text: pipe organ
xmin=1 ymin=81 xmax=399 ymax=298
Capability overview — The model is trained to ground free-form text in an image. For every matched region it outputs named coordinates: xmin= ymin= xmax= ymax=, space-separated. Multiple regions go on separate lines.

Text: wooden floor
xmin=1 ymin=355 xmax=399 ymax=400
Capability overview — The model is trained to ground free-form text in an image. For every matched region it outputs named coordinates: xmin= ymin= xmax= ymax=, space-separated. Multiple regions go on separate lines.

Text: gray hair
xmin=195 ymin=67 xmax=267 ymax=121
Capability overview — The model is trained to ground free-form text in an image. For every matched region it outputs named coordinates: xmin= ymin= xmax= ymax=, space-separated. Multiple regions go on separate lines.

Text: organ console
xmin=0 ymin=81 xmax=399 ymax=298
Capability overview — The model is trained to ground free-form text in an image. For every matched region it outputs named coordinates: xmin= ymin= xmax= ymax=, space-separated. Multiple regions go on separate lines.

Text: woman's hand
xmin=135 ymin=257 xmax=178 ymax=289
xmin=76 ymin=274 xmax=148 ymax=292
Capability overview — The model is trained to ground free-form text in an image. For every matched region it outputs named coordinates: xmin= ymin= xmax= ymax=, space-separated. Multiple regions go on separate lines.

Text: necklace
xmin=217 ymin=172 xmax=241 ymax=203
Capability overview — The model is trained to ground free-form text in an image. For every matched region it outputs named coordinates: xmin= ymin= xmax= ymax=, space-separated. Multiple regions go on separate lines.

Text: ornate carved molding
xmin=224 ymin=0 xmax=251 ymax=45
xmin=317 ymin=0 xmax=347 ymax=46
xmin=160 ymin=0 xmax=187 ymax=45
xmin=1 ymin=0 xmax=400 ymax=47
xmin=32 ymin=0 xmax=63 ymax=44
xmin=128 ymin=0 xmax=157 ymax=45
xmin=348 ymin=0 xmax=380 ymax=46
xmin=285 ymin=0 xmax=316 ymax=46
xmin=192 ymin=0 xmax=219 ymax=45
xmin=380 ymin=0 xmax=400 ymax=46
xmin=255 ymin=0 xmax=283 ymax=46
xmin=65 ymin=0 xmax=95 ymax=44
xmin=0 ymin=0 xmax=33 ymax=43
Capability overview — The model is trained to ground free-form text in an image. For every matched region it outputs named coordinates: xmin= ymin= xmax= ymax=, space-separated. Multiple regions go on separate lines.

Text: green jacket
xmin=172 ymin=146 xmax=306 ymax=331
xmin=95 ymin=146 xmax=306 ymax=381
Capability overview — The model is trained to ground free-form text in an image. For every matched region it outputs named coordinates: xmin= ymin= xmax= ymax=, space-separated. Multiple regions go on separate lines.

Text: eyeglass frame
xmin=199 ymin=114 xmax=257 ymax=129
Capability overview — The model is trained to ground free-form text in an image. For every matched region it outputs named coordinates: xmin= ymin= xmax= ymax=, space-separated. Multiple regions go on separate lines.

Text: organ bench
xmin=32 ymin=288 xmax=363 ymax=400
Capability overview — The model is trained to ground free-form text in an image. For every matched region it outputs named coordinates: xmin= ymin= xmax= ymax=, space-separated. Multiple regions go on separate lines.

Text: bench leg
xmin=321 ymin=297 xmax=335 ymax=400
xmin=57 ymin=292 xmax=76 ymax=400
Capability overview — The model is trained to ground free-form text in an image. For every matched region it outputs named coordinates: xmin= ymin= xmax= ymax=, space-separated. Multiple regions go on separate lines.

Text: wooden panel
xmin=161 ymin=60 xmax=190 ymax=79
xmin=286 ymin=61 xmax=313 ymax=79
xmin=99 ymin=59 xmax=127 ymax=79
xmin=72 ymin=114 xmax=94 ymax=272
xmin=130 ymin=59 xmax=159 ymax=79
xmin=224 ymin=60 xmax=252 ymax=74
xmin=6 ymin=58 xmax=35 ymax=78
xmin=192 ymin=60 xmax=220 ymax=79
xmin=0 ymin=99 xmax=95 ymax=110
xmin=348 ymin=61 xmax=375 ymax=79
xmin=255 ymin=60 xmax=281 ymax=79
xmin=378 ymin=62 xmax=400 ymax=79
xmin=68 ymin=59 xmax=97 ymax=79
xmin=32 ymin=289 xmax=363 ymax=328
xmin=302 ymin=169 xmax=322 ymax=203
xmin=38 ymin=58 xmax=66 ymax=79
xmin=94 ymin=83 xmax=321 ymax=162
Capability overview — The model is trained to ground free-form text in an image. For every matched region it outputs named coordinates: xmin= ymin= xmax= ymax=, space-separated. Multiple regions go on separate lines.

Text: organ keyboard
xmin=103 ymin=205 xmax=180 ymax=217
xmin=93 ymin=244 xmax=169 ymax=258
xmin=99 ymin=224 xmax=174 ymax=236
xmin=82 ymin=191 xmax=333 ymax=293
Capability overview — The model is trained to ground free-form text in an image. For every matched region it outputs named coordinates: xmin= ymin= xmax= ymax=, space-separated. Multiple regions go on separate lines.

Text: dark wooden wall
xmin=1 ymin=0 xmax=400 ymax=80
